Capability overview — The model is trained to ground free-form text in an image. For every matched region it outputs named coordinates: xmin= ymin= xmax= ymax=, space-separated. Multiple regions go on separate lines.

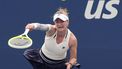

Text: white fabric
xmin=40 ymin=29 xmax=71 ymax=60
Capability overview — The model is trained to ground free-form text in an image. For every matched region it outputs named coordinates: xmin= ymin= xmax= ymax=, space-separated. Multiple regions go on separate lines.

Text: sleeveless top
xmin=40 ymin=29 xmax=71 ymax=60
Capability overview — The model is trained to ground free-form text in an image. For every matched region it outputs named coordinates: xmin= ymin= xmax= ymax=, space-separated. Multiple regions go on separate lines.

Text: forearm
xmin=68 ymin=43 xmax=77 ymax=65
xmin=31 ymin=23 xmax=51 ymax=31
xmin=69 ymin=57 xmax=77 ymax=65
xmin=66 ymin=58 xmax=77 ymax=69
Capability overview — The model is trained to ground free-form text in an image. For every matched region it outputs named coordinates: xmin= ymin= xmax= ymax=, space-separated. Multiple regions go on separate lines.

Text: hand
xmin=25 ymin=23 xmax=35 ymax=31
xmin=65 ymin=62 xmax=72 ymax=69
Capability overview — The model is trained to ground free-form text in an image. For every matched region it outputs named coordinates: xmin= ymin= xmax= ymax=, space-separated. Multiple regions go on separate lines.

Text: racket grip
xmin=23 ymin=29 xmax=30 ymax=35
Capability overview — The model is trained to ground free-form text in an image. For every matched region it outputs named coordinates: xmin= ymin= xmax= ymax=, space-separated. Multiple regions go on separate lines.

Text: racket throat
xmin=22 ymin=34 xmax=27 ymax=37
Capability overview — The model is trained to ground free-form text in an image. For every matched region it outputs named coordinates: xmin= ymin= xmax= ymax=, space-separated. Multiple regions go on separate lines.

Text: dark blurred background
xmin=0 ymin=0 xmax=121 ymax=69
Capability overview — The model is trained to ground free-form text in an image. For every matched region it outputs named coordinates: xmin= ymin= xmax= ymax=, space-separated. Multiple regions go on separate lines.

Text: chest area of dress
xmin=45 ymin=37 xmax=69 ymax=50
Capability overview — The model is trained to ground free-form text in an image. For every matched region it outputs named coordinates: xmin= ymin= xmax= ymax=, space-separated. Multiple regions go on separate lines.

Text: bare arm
xmin=69 ymin=34 xmax=77 ymax=64
xmin=66 ymin=33 xmax=78 ymax=69
xmin=25 ymin=23 xmax=56 ymax=36
xmin=25 ymin=23 xmax=51 ymax=31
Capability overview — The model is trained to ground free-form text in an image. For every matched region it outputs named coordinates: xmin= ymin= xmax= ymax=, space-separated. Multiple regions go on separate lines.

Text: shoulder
xmin=69 ymin=32 xmax=77 ymax=47
xmin=46 ymin=25 xmax=56 ymax=36
xmin=70 ymin=32 xmax=77 ymax=44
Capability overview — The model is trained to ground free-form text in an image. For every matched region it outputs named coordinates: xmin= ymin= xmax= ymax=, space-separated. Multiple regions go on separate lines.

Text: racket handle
xmin=23 ymin=29 xmax=30 ymax=35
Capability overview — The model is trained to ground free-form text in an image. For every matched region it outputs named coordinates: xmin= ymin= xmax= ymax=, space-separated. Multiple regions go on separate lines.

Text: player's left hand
xmin=65 ymin=62 xmax=72 ymax=69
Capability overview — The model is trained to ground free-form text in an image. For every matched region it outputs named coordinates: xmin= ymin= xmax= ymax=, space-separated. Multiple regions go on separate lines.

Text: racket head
xmin=8 ymin=35 xmax=33 ymax=49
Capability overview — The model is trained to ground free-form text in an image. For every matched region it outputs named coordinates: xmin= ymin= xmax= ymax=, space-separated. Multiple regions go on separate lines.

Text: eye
xmin=55 ymin=18 xmax=65 ymax=23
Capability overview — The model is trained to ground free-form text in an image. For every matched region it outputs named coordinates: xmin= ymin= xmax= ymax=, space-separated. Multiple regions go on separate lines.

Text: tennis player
xmin=23 ymin=8 xmax=78 ymax=69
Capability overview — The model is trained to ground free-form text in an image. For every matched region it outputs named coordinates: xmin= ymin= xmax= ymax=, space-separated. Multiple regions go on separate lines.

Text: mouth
xmin=57 ymin=26 xmax=64 ymax=28
xmin=57 ymin=27 xmax=64 ymax=30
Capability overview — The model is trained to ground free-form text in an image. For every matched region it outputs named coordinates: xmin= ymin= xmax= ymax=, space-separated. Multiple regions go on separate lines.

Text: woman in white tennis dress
xmin=23 ymin=8 xmax=78 ymax=69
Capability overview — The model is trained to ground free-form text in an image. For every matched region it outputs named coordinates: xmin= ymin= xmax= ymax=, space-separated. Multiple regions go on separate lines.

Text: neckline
xmin=55 ymin=29 xmax=68 ymax=45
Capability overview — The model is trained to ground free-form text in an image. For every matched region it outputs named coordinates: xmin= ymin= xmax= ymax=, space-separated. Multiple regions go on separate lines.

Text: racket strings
xmin=10 ymin=37 xmax=31 ymax=46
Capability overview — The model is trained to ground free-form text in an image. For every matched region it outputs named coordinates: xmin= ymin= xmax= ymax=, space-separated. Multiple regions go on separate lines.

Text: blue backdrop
xmin=0 ymin=0 xmax=122 ymax=69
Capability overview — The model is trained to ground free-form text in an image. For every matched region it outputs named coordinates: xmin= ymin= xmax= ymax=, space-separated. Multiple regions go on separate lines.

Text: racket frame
xmin=8 ymin=29 xmax=33 ymax=49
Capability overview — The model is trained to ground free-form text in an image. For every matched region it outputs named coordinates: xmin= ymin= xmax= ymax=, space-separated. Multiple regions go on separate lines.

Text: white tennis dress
xmin=40 ymin=29 xmax=71 ymax=60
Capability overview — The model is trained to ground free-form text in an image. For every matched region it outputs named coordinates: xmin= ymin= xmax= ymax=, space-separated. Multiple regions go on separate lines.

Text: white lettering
xmin=102 ymin=0 xmax=120 ymax=19
xmin=84 ymin=0 xmax=120 ymax=19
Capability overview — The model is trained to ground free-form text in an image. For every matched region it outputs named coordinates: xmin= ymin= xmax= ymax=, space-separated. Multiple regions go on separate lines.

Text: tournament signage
xmin=84 ymin=0 xmax=120 ymax=19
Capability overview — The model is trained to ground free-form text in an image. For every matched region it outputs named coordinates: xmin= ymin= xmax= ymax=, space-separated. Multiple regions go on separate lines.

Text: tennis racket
xmin=8 ymin=29 xmax=33 ymax=49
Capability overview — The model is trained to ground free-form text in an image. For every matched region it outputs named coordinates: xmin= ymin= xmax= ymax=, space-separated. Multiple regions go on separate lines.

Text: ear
xmin=66 ymin=21 xmax=69 ymax=27
xmin=54 ymin=22 xmax=56 ymax=25
xmin=66 ymin=24 xmax=69 ymax=28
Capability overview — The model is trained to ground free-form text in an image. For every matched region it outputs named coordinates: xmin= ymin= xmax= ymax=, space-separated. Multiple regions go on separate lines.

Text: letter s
xmin=102 ymin=0 xmax=120 ymax=19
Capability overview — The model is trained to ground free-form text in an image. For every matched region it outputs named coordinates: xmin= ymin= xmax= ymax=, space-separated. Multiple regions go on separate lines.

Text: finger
xmin=65 ymin=62 xmax=69 ymax=65
xmin=67 ymin=65 xmax=71 ymax=69
xmin=25 ymin=24 xmax=34 ymax=30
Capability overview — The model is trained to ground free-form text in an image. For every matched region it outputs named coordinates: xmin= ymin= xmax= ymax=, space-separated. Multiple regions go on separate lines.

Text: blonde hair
xmin=55 ymin=7 xmax=69 ymax=16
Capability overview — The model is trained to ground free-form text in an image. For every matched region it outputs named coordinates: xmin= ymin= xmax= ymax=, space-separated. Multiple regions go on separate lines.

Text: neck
xmin=57 ymin=29 xmax=68 ymax=37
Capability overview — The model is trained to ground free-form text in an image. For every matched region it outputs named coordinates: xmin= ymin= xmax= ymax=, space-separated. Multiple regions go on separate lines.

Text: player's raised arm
xmin=25 ymin=23 xmax=56 ymax=36
xmin=25 ymin=23 xmax=51 ymax=31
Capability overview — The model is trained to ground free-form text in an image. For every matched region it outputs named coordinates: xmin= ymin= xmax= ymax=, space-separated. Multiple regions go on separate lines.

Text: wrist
xmin=68 ymin=62 xmax=73 ymax=67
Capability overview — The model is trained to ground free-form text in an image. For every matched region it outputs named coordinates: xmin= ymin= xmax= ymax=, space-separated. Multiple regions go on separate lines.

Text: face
xmin=54 ymin=18 xmax=69 ymax=31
